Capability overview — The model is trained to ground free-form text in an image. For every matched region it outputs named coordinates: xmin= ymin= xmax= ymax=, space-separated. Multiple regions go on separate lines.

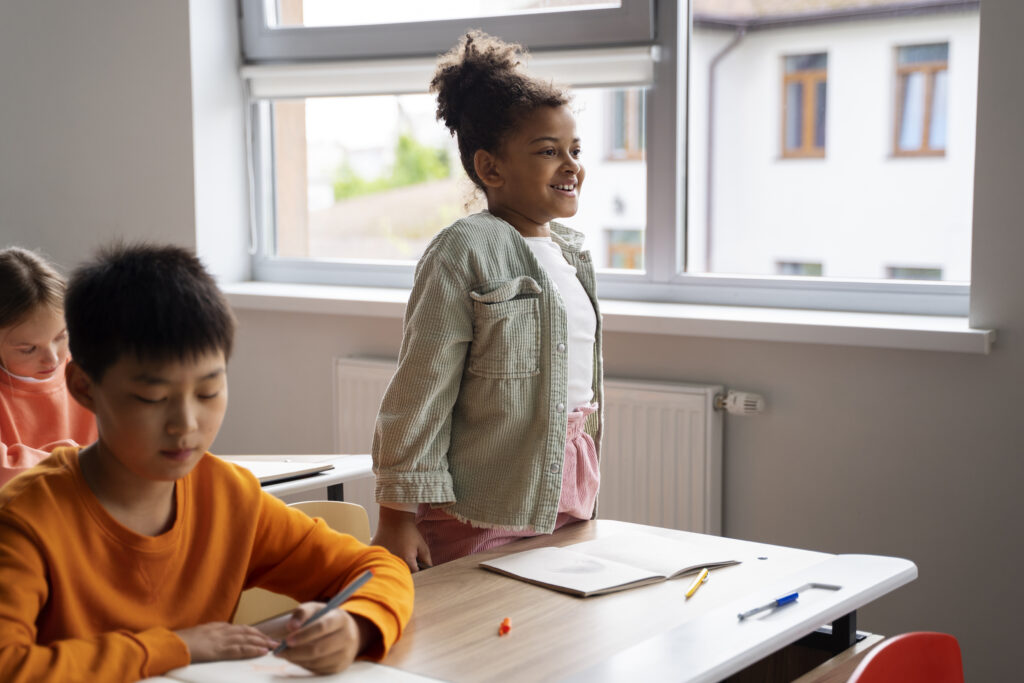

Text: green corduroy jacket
xmin=372 ymin=211 xmax=603 ymax=533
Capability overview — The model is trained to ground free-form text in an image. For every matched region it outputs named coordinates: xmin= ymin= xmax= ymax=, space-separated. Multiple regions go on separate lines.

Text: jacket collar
xmin=549 ymin=221 xmax=586 ymax=252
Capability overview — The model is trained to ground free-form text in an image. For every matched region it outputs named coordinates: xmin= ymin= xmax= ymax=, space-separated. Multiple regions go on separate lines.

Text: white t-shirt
xmin=524 ymin=235 xmax=596 ymax=411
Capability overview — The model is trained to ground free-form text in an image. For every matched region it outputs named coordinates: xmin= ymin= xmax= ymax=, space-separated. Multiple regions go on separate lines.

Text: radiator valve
xmin=715 ymin=390 xmax=765 ymax=415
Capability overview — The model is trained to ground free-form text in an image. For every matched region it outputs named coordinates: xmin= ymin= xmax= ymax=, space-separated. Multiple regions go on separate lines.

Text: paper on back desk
xmin=162 ymin=656 xmax=443 ymax=682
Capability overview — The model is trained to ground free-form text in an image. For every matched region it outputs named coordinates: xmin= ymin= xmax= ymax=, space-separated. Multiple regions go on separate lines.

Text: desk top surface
xmin=382 ymin=519 xmax=916 ymax=683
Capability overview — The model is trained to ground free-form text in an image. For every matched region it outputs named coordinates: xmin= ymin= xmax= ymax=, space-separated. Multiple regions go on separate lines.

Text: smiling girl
xmin=372 ymin=32 xmax=603 ymax=570
xmin=0 ymin=247 xmax=96 ymax=486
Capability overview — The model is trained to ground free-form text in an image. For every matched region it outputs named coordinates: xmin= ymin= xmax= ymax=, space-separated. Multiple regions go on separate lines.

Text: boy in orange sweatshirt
xmin=0 ymin=244 xmax=413 ymax=682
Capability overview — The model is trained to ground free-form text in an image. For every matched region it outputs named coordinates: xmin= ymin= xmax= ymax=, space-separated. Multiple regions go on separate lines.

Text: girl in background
xmin=0 ymin=247 xmax=96 ymax=486
xmin=372 ymin=31 xmax=603 ymax=571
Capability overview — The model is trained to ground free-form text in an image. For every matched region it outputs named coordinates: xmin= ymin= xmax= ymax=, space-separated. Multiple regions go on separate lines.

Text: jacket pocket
xmin=468 ymin=276 xmax=542 ymax=379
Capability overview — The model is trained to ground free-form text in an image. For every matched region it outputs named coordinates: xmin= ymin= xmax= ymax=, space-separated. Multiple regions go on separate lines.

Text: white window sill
xmin=220 ymin=281 xmax=995 ymax=355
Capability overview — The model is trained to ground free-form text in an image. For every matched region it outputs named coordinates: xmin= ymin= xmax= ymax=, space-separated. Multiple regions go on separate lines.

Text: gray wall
xmin=1 ymin=1 xmax=1021 ymax=679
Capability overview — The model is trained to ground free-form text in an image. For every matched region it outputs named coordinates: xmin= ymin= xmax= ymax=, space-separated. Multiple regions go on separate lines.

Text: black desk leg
xmin=327 ymin=483 xmax=345 ymax=501
xmin=798 ymin=611 xmax=859 ymax=655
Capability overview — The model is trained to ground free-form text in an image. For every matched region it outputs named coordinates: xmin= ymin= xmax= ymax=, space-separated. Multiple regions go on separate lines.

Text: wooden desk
xmin=382 ymin=520 xmax=915 ymax=683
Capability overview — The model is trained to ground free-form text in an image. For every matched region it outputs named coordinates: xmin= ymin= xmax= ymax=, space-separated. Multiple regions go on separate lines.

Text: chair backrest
xmin=289 ymin=500 xmax=371 ymax=544
xmin=849 ymin=631 xmax=964 ymax=683
xmin=232 ymin=500 xmax=372 ymax=625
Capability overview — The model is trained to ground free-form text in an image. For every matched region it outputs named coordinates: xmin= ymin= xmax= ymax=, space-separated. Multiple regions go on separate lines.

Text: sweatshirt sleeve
xmin=0 ymin=513 xmax=190 ymax=682
xmin=246 ymin=494 xmax=414 ymax=659
xmin=371 ymin=241 xmax=474 ymax=505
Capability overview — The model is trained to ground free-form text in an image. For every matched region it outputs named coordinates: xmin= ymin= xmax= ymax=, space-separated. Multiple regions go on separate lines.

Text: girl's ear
xmin=65 ymin=361 xmax=96 ymax=413
xmin=473 ymin=149 xmax=504 ymax=189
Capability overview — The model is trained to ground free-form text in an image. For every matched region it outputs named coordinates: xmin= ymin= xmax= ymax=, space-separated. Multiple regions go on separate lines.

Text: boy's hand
xmin=372 ymin=507 xmax=432 ymax=573
xmin=275 ymin=603 xmax=378 ymax=674
xmin=174 ymin=622 xmax=276 ymax=662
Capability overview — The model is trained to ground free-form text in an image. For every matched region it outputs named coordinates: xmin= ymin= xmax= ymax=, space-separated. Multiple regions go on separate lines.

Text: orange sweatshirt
xmin=0 ymin=448 xmax=414 ymax=682
xmin=0 ymin=358 xmax=97 ymax=487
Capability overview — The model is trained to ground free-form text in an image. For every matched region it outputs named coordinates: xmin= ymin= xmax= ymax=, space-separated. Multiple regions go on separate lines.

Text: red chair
xmin=849 ymin=631 xmax=963 ymax=683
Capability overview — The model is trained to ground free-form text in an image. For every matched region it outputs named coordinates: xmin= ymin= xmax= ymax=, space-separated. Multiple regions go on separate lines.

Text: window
xmin=242 ymin=0 xmax=981 ymax=315
xmin=887 ymin=266 xmax=943 ymax=281
xmin=777 ymin=261 xmax=823 ymax=277
xmin=606 ymin=229 xmax=644 ymax=270
xmin=242 ymin=0 xmax=656 ymax=286
xmin=262 ymin=86 xmax=647 ymax=268
xmin=895 ymin=43 xmax=949 ymax=156
xmin=782 ymin=53 xmax=827 ymax=158
xmin=608 ymin=89 xmax=646 ymax=160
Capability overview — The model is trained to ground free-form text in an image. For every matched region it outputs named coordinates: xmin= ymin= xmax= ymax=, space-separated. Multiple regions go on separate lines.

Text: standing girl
xmin=0 ymin=248 xmax=97 ymax=486
xmin=372 ymin=31 xmax=602 ymax=571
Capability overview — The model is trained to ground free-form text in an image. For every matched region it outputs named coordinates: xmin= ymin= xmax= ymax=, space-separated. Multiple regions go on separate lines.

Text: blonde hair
xmin=0 ymin=247 xmax=65 ymax=330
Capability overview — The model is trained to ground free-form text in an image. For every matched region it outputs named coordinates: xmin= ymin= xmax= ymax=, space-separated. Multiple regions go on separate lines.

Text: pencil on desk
xmin=685 ymin=567 xmax=710 ymax=598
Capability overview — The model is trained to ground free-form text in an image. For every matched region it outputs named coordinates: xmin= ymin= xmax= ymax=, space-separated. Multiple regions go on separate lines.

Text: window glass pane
xmin=785 ymin=53 xmax=827 ymax=72
xmin=898 ymin=71 xmax=926 ymax=151
xmin=271 ymin=0 xmax=621 ymax=28
xmin=930 ymin=69 xmax=949 ymax=150
xmin=785 ymin=81 xmax=803 ymax=150
xmin=814 ymin=80 xmax=827 ymax=149
xmin=898 ymin=43 xmax=949 ymax=65
xmin=688 ymin=2 xmax=978 ymax=282
xmin=271 ymin=87 xmax=646 ymax=269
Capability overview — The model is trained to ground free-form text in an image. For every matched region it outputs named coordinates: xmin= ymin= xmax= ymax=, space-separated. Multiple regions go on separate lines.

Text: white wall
xmin=0 ymin=0 xmax=196 ymax=273
xmin=1 ymin=1 xmax=1021 ymax=680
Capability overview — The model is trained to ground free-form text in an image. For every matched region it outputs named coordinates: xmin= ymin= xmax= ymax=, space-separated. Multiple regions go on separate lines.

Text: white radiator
xmin=334 ymin=357 xmax=723 ymax=535
xmin=600 ymin=379 xmax=723 ymax=535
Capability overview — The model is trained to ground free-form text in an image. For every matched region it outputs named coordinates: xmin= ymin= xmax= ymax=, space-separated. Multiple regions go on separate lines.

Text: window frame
xmin=239 ymin=0 xmax=656 ymax=62
xmin=240 ymin=0 xmax=972 ymax=317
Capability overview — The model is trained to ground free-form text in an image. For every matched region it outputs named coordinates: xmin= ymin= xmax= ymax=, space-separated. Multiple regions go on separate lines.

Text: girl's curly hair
xmin=430 ymin=31 xmax=569 ymax=190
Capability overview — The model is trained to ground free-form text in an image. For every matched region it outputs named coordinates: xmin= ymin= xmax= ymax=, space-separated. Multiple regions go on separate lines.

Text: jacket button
xmin=555 ymin=402 xmax=565 ymax=412
xmin=549 ymin=463 xmax=561 ymax=474
xmin=556 ymin=342 xmax=566 ymax=352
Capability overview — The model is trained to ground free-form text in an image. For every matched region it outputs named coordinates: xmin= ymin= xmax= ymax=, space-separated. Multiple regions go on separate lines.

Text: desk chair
xmin=231 ymin=501 xmax=372 ymax=626
xmin=849 ymin=631 xmax=964 ymax=683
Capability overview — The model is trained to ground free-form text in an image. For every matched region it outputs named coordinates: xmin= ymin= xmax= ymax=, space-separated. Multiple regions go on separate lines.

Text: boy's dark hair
xmin=0 ymin=247 xmax=65 ymax=330
xmin=431 ymin=31 xmax=569 ymax=191
xmin=65 ymin=243 xmax=235 ymax=380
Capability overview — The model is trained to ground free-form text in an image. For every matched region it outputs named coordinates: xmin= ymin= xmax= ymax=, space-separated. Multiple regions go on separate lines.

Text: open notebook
xmin=481 ymin=531 xmax=740 ymax=597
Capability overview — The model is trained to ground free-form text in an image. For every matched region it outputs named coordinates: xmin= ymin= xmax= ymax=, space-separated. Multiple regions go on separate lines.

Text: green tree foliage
xmin=334 ymin=134 xmax=450 ymax=201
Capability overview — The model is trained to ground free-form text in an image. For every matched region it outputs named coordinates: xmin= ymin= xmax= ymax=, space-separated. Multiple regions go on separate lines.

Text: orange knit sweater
xmin=0 ymin=358 xmax=97 ymax=486
xmin=0 ymin=448 xmax=414 ymax=682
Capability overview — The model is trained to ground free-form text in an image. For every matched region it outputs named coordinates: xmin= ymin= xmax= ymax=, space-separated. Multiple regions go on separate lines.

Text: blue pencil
xmin=273 ymin=569 xmax=374 ymax=654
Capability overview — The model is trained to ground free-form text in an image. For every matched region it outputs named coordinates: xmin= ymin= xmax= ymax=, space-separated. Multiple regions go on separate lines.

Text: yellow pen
xmin=685 ymin=567 xmax=710 ymax=599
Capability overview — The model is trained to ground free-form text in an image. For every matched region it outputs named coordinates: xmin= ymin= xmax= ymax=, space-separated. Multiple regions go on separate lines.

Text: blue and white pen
xmin=737 ymin=591 xmax=799 ymax=620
